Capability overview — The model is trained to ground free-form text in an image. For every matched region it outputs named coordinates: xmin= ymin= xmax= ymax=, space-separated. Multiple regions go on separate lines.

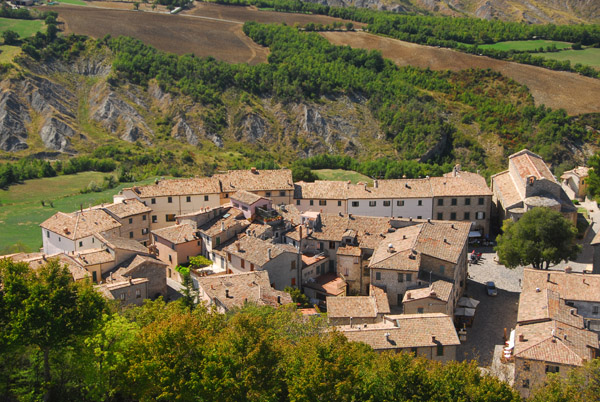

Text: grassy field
xmin=313 ymin=169 xmax=372 ymax=185
xmin=56 ymin=0 xmax=88 ymax=5
xmin=0 ymin=17 xmax=44 ymax=38
xmin=0 ymin=172 xmax=157 ymax=253
xmin=478 ymin=40 xmax=572 ymax=52
xmin=0 ymin=45 xmax=21 ymax=63
xmin=538 ymin=48 xmax=600 ymax=69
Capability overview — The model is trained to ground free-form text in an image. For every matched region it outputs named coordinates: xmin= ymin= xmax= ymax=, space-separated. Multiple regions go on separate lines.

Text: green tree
xmin=133 ymin=1 xmax=140 ymax=10
xmin=175 ymin=265 xmax=197 ymax=310
xmin=0 ymin=258 xmax=106 ymax=400
xmin=529 ymin=359 xmax=600 ymax=402
xmin=284 ymin=286 xmax=310 ymax=307
xmin=495 ymin=208 xmax=581 ymax=269
xmin=189 ymin=255 xmax=212 ymax=269
xmin=1 ymin=30 xmax=19 ymax=46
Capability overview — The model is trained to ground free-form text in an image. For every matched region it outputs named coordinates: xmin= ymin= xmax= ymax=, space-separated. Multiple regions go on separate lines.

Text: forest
xmin=2 ymin=258 xmax=598 ymax=401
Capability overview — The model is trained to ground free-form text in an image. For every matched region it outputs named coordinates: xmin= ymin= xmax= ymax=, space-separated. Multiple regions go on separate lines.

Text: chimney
xmin=268 ymin=248 xmax=272 ymax=259
xmin=221 ymin=221 xmax=225 ymax=232
xmin=299 ymin=226 xmax=303 ymax=240
xmin=519 ymin=334 xmax=525 ymax=342
xmin=547 ymin=273 xmax=551 ymax=282
xmin=565 ymin=266 xmax=572 ymax=273
xmin=374 ymin=180 xmax=378 ymax=188
xmin=236 ymin=242 xmax=241 ymax=251
xmin=364 ymin=183 xmax=368 ymax=191
xmin=431 ymin=336 xmax=436 ymax=343
xmin=388 ymin=243 xmax=395 ymax=253
xmin=385 ymin=332 xmax=391 ymax=341
xmin=407 ymin=292 xmax=412 ymax=300
xmin=451 ymin=224 xmax=455 ymax=229
xmin=570 ymin=308 xmax=576 ymax=315
xmin=226 ymin=289 xmax=230 ymax=298
xmin=443 ymin=238 xmax=447 ymax=243
xmin=251 ymin=167 xmax=257 ymax=174
xmin=403 ymin=235 xmax=406 ymax=240
xmin=427 ymin=218 xmax=431 ymax=223
xmin=277 ymin=295 xmax=281 ymax=304
xmin=429 ymin=291 xmax=437 ymax=298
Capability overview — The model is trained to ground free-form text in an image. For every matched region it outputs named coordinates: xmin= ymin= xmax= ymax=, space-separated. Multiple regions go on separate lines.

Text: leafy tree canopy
xmin=495 ymin=207 xmax=581 ymax=269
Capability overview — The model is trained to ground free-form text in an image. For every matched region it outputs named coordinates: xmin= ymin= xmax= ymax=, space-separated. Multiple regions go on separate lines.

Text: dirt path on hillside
xmin=322 ymin=31 xmax=600 ymax=115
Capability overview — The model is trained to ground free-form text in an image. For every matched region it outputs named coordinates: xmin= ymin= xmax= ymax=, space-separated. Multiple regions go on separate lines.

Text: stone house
xmin=214 ymin=168 xmax=294 ymax=206
xmin=339 ymin=313 xmax=460 ymax=361
xmin=402 ymin=279 xmax=454 ymax=315
xmin=40 ymin=209 xmax=121 ymax=255
xmin=491 ymin=149 xmax=577 ymax=225
xmin=151 ymin=223 xmax=202 ymax=279
xmin=230 ymin=190 xmax=272 ymax=220
xmin=224 ymin=235 xmax=300 ymax=290
xmin=336 ymin=245 xmax=366 ymax=295
xmin=96 ymin=277 xmax=150 ymax=306
xmin=294 ymin=181 xmax=348 ymax=215
xmin=118 ymin=177 xmax=222 ymax=230
xmin=561 ymin=166 xmax=589 ymax=200
xmin=2 ymin=252 xmax=91 ymax=282
xmin=102 ymin=198 xmax=152 ymax=245
xmin=109 ymin=255 xmax=168 ymax=300
xmin=326 ymin=285 xmax=390 ymax=326
xmin=195 ymin=271 xmax=292 ymax=313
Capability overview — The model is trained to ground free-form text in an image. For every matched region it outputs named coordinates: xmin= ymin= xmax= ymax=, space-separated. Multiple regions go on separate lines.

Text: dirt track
xmin=322 ymin=31 xmax=600 ymax=115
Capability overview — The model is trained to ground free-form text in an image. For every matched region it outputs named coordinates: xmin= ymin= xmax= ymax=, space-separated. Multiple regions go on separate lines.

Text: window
xmin=593 ymin=306 xmax=599 ymax=315
xmin=143 ymin=215 xmax=147 ymax=221
xmin=152 ymin=215 xmax=157 ymax=223
xmin=92 ymin=271 xmax=97 ymax=282
xmin=120 ymin=293 xmax=125 ymax=300
xmin=136 ymin=289 xmax=141 ymax=299
xmin=546 ymin=365 xmax=560 ymax=374
xmin=410 ymin=347 xmax=418 ymax=355
xmin=523 ymin=361 xmax=530 ymax=371
xmin=296 ymin=199 xmax=300 ymax=205
xmin=522 ymin=379 xmax=529 ymax=388
xmin=464 ymin=212 xmax=470 ymax=220
xmin=79 ymin=241 xmax=83 ymax=247
xmin=417 ymin=216 xmax=422 ymax=219
xmin=319 ymin=200 xmax=327 ymax=206
xmin=329 ymin=241 xmax=336 ymax=249
xmin=352 ymin=201 xmax=359 ymax=207
xmin=465 ymin=198 xmax=471 ymax=206
xmin=129 ymin=232 xmax=134 ymax=238
xmin=151 ymin=198 xmax=156 ymax=204
xmin=291 ymin=278 xmax=296 ymax=286
xmin=166 ymin=214 xmax=176 ymax=222
xmin=397 ymin=200 xmax=404 ymax=206
xmin=478 ymin=197 xmax=484 ymax=205
xmin=168 ymin=255 xmax=172 ymax=262
xmin=417 ymin=307 xmax=424 ymax=314
xmin=406 ymin=274 xmax=412 ymax=282
xmin=439 ymin=266 xmax=445 ymax=276
xmin=383 ymin=200 xmax=391 ymax=207
xmin=92 ymin=237 xmax=95 ymax=243
xmin=319 ymin=242 xmax=324 ymax=251
xmin=216 ymin=237 xmax=221 ymax=246
xmin=129 ymin=218 xmax=133 ymax=224
xmin=265 ymin=191 xmax=271 ymax=197
xmin=375 ymin=272 xmax=381 ymax=281
xmin=291 ymin=261 xmax=296 ymax=271
xmin=476 ymin=212 xmax=486 ymax=220
xmin=451 ymin=198 xmax=457 ymax=206
xmin=228 ymin=253 xmax=231 ymax=262
xmin=436 ymin=344 xmax=444 ymax=356
xmin=47 ymin=231 xmax=50 ymax=238
xmin=241 ymin=206 xmax=248 ymax=211
xmin=450 ymin=212 xmax=457 ymax=220
xmin=168 ymin=197 xmax=172 ymax=203
xmin=142 ymin=228 xmax=148 ymax=235
xmin=398 ymin=273 xmax=403 ymax=282
xmin=418 ymin=200 xmax=423 ymax=206
xmin=369 ymin=201 xmax=376 ymax=207
xmin=437 ymin=212 xmax=443 ymax=220
xmin=279 ymin=191 xmax=286 ymax=197
xmin=224 ymin=193 xmax=229 ymax=198
xmin=241 ymin=259 xmax=245 ymax=269
xmin=310 ymin=200 xmax=314 ymax=206
xmin=397 ymin=294 xmax=403 ymax=305
xmin=437 ymin=199 xmax=444 ymax=206
xmin=197 ymin=240 xmax=201 ymax=246
xmin=338 ymin=200 xmax=342 ymax=207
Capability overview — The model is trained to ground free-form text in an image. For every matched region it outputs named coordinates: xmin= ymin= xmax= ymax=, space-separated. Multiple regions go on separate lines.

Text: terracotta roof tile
xmin=370 ymin=284 xmax=391 ymax=314
xmin=429 ymin=176 xmax=492 ymax=197
xmin=327 ymin=296 xmax=379 ymax=319
xmin=522 ymin=268 xmax=600 ymax=303
xmin=561 ymin=166 xmax=589 ymax=179
xmin=414 ymin=221 xmax=470 ymax=264
xmin=403 ymin=280 xmax=453 ymax=303
xmin=95 ymin=232 xmax=150 ymax=254
xmin=199 ymin=212 xmax=249 ymax=237
xmin=152 ymin=224 xmax=199 ymax=244
xmin=215 ymin=169 xmax=293 ymax=192
xmin=196 ymin=271 xmax=292 ymax=311
xmin=40 ymin=210 xmax=121 ymax=240
xmin=336 ymin=245 xmax=362 ymax=257
xmin=340 ymin=313 xmax=460 ymax=350
xmin=103 ymin=198 xmax=151 ymax=218
xmin=294 ymin=181 xmax=350 ymax=199
xmin=491 ymin=170 xmax=522 ymax=209
xmin=74 ymin=249 xmax=114 ymax=266
xmin=4 ymin=253 xmax=90 ymax=281
xmin=231 ymin=190 xmax=266 ymax=205
xmin=224 ymin=236 xmax=297 ymax=268
xmin=510 ymin=149 xmax=556 ymax=183
xmin=126 ymin=177 xmax=221 ymax=198
xmin=303 ymin=273 xmax=346 ymax=296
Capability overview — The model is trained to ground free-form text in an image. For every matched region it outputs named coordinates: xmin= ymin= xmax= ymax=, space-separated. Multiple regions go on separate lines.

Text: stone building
xmin=214 ymin=168 xmax=294 ymax=206
xmin=561 ymin=166 xmax=590 ymax=200
xmin=151 ymin=224 xmax=202 ymax=279
xmin=326 ymin=284 xmax=390 ymax=326
xmin=402 ymin=280 xmax=454 ymax=315
xmin=103 ymin=199 xmax=152 ymax=245
xmin=491 ymin=149 xmax=577 ymax=225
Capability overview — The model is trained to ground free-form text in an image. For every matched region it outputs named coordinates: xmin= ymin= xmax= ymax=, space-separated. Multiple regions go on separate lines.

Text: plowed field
xmin=322 ymin=31 xmax=600 ymax=115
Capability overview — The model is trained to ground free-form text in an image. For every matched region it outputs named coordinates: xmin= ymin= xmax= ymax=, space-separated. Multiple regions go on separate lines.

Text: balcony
xmin=256 ymin=206 xmax=282 ymax=225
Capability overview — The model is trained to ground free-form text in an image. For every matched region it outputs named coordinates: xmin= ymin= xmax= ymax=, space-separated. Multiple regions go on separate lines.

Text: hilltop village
xmin=4 ymin=149 xmax=600 ymax=396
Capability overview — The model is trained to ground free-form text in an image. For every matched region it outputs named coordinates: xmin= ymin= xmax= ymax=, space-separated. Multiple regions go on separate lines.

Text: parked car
xmin=485 ymin=281 xmax=497 ymax=296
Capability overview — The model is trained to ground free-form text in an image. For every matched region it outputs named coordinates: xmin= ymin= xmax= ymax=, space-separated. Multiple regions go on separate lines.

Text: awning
xmin=454 ymin=307 xmax=476 ymax=317
xmin=469 ymin=231 xmax=482 ymax=238
xmin=458 ymin=297 xmax=480 ymax=309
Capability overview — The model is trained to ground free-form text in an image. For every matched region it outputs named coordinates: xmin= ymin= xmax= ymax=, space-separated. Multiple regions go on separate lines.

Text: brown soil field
xmin=322 ymin=31 xmax=600 ymax=115
xmin=56 ymin=5 xmax=269 ymax=64
xmin=54 ymin=2 xmax=359 ymax=65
